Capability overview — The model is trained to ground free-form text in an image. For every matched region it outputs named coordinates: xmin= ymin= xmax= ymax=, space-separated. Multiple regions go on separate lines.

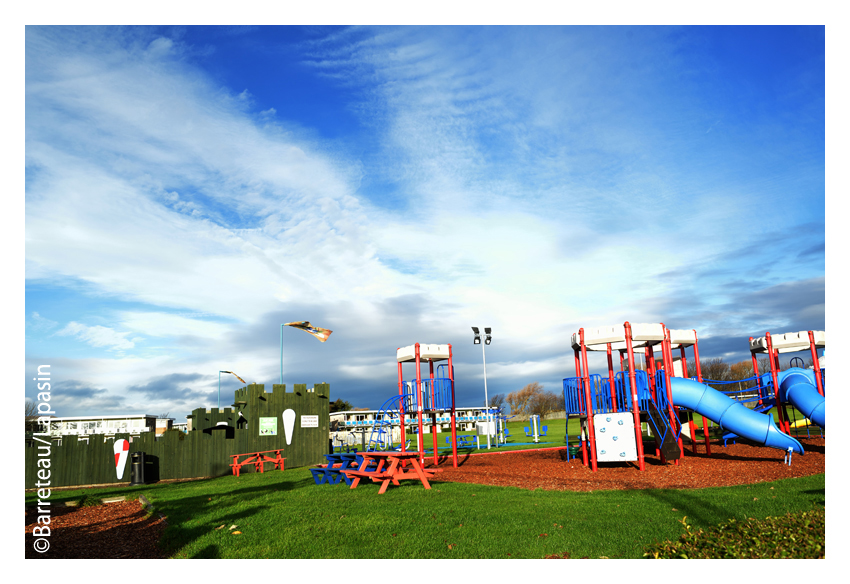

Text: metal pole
xmin=280 ymin=324 xmax=284 ymax=385
xmin=482 ymin=340 xmax=491 ymax=449
xmin=218 ymin=371 xmax=221 ymax=409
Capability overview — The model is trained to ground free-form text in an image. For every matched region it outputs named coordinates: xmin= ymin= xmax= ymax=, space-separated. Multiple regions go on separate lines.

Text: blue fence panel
xmin=614 ymin=370 xmax=650 ymax=412
xmin=563 ymin=377 xmax=585 ymax=415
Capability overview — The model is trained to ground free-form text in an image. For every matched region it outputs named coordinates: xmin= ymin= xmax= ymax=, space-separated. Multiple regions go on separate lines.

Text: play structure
xmin=563 ymin=322 xmax=809 ymax=472
xmin=749 ymin=330 xmax=825 ymax=433
xmin=695 ymin=330 xmax=825 ymax=447
xmin=365 ymin=343 xmax=459 ymax=468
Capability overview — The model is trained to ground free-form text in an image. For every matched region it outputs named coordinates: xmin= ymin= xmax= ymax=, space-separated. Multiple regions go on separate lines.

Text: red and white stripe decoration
xmin=114 ymin=438 xmax=130 ymax=479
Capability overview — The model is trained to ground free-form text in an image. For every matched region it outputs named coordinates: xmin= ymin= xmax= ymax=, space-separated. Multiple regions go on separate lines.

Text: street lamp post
xmin=280 ymin=324 xmax=286 ymax=385
xmin=472 ymin=327 xmax=493 ymax=449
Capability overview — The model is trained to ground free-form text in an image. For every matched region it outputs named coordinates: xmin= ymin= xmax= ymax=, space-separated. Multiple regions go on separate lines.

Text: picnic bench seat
xmin=310 ymin=466 xmax=352 ymax=485
xmin=229 ymin=450 xmax=285 ymax=477
xmin=310 ymin=453 xmax=366 ymax=486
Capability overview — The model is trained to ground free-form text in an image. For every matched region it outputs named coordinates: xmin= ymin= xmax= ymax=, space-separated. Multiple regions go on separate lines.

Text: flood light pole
xmin=279 ymin=323 xmax=296 ymax=385
xmin=218 ymin=370 xmax=246 ymax=409
xmin=218 ymin=371 xmax=229 ymax=409
xmin=472 ymin=327 xmax=493 ymax=449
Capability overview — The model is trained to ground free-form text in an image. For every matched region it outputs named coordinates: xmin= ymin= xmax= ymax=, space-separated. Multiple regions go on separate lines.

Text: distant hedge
xmin=644 ymin=507 xmax=825 ymax=559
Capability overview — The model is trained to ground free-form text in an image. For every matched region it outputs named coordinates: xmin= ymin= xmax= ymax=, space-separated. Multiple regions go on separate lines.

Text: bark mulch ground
xmin=433 ymin=437 xmax=825 ymax=491
xmin=25 ymin=437 xmax=824 ymax=558
xmin=25 ymin=499 xmax=168 ymax=559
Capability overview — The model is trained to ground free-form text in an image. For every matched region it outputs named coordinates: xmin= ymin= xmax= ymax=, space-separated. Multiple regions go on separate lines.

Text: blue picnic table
xmin=311 ymin=453 xmax=382 ymax=486
xmin=310 ymin=453 xmax=359 ymax=485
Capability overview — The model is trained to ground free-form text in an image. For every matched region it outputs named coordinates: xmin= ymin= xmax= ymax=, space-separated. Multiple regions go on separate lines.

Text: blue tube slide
xmin=771 ymin=367 xmax=825 ymax=429
xmin=669 ymin=377 xmax=804 ymax=454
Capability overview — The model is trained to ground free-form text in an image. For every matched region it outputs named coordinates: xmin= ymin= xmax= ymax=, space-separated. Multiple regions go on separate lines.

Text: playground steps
xmin=643 ymin=402 xmax=682 ymax=461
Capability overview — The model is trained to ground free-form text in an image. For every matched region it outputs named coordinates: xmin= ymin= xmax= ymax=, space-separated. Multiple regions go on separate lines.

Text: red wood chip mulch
xmin=25 ymin=499 xmax=168 ymax=559
xmin=25 ymin=437 xmax=824 ymax=559
xmin=432 ymin=437 xmax=825 ymax=491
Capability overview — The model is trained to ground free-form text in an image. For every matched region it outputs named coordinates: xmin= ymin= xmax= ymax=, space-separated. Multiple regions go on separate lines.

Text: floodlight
xmin=472 ymin=326 xmax=493 ymax=449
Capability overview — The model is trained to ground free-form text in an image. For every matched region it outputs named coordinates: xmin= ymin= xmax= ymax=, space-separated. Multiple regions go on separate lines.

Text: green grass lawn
xmin=29 ymin=467 xmax=824 ymax=559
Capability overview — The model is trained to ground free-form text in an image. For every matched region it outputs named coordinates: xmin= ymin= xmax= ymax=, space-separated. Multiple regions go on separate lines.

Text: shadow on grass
xmin=155 ymin=473 xmax=320 ymax=557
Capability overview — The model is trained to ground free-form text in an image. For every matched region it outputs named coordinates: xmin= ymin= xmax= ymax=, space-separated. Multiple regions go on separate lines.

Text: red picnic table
xmin=229 ymin=449 xmax=285 ymax=477
xmin=343 ymin=451 xmax=442 ymax=494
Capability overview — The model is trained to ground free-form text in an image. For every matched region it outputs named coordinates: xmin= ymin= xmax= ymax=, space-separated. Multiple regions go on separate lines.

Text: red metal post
xmin=661 ymin=327 xmax=681 ymax=465
xmin=808 ymin=330 xmax=825 ymax=397
xmin=679 ymin=345 xmax=698 ymax=454
xmin=415 ymin=343 xmax=426 ymax=466
xmin=623 ymin=322 xmax=646 ymax=471
xmin=681 ymin=343 xmax=697 ymax=453
xmin=646 ymin=345 xmax=660 ymax=457
xmin=398 ymin=356 xmax=407 ymax=455
xmin=429 ymin=360 xmax=438 ymax=466
xmin=765 ymin=333 xmax=789 ymax=434
xmin=447 ymin=344 xmax=458 ymax=468
xmin=750 ymin=337 xmax=764 ymax=407
xmin=692 ymin=331 xmax=711 ymax=456
xmin=579 ymin=329 xmax=597 ymax=472
xmin=574 ymin=347 xmax=587 ymax=466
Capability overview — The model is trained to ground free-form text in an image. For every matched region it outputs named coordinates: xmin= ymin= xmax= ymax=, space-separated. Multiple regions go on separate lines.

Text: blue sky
xmin=24 ymin=25 xmax=826 ymax=420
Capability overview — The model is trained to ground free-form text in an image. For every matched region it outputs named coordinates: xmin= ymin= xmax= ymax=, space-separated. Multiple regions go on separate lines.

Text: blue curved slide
xmin=769 ymin=367 xmax=825 ymax=429
xmin=669 ymin=377 xmax=804 ymax=454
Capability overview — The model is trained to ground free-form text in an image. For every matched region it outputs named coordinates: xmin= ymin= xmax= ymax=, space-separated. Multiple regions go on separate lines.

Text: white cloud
xmin=118 ymin=311 xmax=231 ymax=340
xmin=29 ymin=312 xmax=58 ymax=332
xmin=56 ymin=322 xmax=137 ymax=351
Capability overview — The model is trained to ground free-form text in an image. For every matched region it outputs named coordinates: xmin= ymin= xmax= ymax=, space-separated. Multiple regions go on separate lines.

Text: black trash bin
xmin=130 ymin=451 xmax=146 ymax=485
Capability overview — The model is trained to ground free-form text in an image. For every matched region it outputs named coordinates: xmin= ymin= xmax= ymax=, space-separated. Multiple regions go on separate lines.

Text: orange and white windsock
xmin=114 ymin=438 xmax=130 ymax=479
xmin=284 ymin=321 xmax=333 ymax=342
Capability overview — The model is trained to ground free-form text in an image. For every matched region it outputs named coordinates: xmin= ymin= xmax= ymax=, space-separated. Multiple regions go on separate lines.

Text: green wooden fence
xmin=25 ymin=383 xmax=330 ymax=489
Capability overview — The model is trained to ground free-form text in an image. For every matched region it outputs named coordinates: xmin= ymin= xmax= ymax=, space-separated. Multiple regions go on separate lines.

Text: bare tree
xmin=506 ymin=382 xmax=544 ymax=417
xmin=698 ymin=358 xmax=731 ymax=390
xmin=488 ymin=393 xmax=506 ymax=410
xmin=528 ymin=390 xmax=563 ymax=419
xmin=25 ymin=399 xmax=39 ymax=435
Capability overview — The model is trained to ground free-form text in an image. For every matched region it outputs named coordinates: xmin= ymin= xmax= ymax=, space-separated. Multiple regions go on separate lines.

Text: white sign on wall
xmin=301 ymin=415 xmax=319 ymax=428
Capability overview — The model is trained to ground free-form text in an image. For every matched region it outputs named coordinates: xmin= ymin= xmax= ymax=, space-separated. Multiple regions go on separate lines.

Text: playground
xmin=25 ymin=324 xmax=826 ymax=558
